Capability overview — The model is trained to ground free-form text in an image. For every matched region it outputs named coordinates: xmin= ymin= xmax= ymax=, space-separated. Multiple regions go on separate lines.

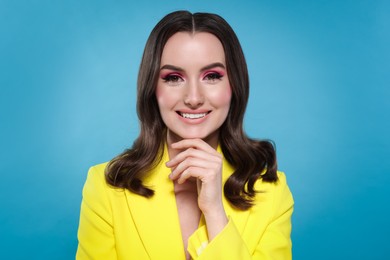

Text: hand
xmin=166 ymin=139 xmax=228 ymax=239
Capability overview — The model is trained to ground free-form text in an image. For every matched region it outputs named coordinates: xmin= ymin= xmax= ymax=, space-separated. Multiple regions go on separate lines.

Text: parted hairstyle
xmin=106 ymin=10 xmax=278 ymax=210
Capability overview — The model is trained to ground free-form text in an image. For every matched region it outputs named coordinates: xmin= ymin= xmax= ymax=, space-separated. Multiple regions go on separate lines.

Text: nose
xmin=184 ymin=81 xmax=204 ymax=108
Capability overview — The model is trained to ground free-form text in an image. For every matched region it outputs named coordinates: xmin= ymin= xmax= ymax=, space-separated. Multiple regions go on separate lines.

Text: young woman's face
xmin=156 ymin=32 xmax=232 ymax=146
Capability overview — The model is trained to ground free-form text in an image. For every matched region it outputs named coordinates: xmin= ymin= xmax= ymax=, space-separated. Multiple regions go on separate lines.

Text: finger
xmin=171 ymin=138 xmax=219 ymax=154
xmin=166 ymin=147 xmax=221 ymax=168
xmin=169 ymin=157 xmax=219 ymax=180
xmin=177 ymin=166 xmax=216 ymax=184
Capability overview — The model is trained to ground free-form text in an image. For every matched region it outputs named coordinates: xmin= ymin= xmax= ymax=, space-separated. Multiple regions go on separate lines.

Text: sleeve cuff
xmin=188 ymin=217 xmax=249 ymax=259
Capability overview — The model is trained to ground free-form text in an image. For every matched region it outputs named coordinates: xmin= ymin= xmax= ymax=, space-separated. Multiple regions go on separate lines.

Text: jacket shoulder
xmin=88 ymin=162 xmax=109 ymax=175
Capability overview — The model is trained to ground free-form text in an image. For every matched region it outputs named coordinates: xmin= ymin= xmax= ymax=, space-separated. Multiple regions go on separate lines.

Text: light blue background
xmin=1 ymin=0 xmax=389 ymax=259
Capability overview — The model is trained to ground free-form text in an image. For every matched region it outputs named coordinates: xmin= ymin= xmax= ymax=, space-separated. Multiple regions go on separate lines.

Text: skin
xmin=155 ymin=32 xmax=231 ymax=256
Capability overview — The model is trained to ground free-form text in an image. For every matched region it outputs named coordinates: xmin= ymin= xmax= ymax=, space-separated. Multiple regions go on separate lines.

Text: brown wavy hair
xmin=105 ymin=10 xmax=278 ymax=210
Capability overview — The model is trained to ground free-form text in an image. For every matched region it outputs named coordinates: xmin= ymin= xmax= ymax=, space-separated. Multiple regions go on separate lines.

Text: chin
xmin=170 ymin=130 xmax=206 ymax=140
xmin=182 ymin=132 xmax=219 ymax=144
xmin=168 ymin=128 xmax=219 ymax=143
xmin=180 ymin=134 xmax=207 ymax=140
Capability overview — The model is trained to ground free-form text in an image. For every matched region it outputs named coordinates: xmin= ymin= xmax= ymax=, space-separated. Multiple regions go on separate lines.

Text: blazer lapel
xmin=125 ymin=147 xmax=185 ymax=259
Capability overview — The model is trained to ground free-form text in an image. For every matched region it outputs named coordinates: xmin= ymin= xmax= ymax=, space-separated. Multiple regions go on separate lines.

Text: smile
xmin=178 ymin=112 xmax=210 ymax=119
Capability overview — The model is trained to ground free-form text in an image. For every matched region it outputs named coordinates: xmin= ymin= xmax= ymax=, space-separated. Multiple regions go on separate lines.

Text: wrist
xmin=203 ymin=208 xmax=228 ymax=241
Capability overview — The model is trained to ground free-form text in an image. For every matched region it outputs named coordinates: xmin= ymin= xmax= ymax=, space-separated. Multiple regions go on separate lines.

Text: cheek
xmin=223 ymin=87 xmax=232 ymax=104
xmin=155 ymin=84 xmax=163 ymax=101
xmin=155 ymin=86 xmax=169 ymax=108
xmin=212 ymin=86 xmax=232 ymax=108
xmin=155 ymin=86 xmax=179 ymax=110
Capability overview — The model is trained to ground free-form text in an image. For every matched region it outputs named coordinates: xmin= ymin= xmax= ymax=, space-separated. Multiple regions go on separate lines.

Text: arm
xmin=76 ymin=165 xmax=117 ymax=260
xmin=188 ymin=172 xmax=294 ymax=260
xmin=167 ymin=139 xmax=229 ymax=241
xmin=252 ymin=173 xmax=293 ymax=259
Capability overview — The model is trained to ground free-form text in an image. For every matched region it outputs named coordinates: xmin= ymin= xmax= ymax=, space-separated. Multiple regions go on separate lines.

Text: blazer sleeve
xmin=188 ymin=172 xmax=294 ymax=260
xmin=76 ymin=165 xmax=117 ymax=260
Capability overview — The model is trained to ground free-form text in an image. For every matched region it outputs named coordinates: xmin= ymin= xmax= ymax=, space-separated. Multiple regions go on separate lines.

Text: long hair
xmin=106 ymin=10 xmax=278 ymax=210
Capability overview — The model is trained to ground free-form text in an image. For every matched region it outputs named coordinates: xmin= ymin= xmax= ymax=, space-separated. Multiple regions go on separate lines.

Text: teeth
xmin=181 ymin=112 xmax=207 ymax=119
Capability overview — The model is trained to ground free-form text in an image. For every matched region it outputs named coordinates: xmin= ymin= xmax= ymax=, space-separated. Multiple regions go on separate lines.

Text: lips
xmin=177 ymin=111 xmax=210 ymax=119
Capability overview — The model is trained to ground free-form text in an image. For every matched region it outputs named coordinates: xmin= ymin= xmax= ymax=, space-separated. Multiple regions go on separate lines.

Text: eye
xmin=203 ymin=72 xmax=223 ymax=82
xmin=162 ymin=74 xmax=184 ymax=86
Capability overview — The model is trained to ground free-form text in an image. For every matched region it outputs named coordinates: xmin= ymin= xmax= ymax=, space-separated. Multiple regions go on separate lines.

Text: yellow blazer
xmin=76 ymin=146 xmax=294 ymax=259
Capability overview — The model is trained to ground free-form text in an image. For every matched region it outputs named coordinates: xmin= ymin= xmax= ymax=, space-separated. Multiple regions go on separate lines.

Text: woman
xmin=77 ymin=10 xmax=293 ymax=260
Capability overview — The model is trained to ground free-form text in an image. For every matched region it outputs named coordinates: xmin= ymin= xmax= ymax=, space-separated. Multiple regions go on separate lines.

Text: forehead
xmin=161 ymin=32 xmax=226 ymax=66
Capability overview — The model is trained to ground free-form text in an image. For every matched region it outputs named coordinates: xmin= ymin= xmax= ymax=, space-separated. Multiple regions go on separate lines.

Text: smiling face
xmin=156 ymin=32 xmax=232 ymax=148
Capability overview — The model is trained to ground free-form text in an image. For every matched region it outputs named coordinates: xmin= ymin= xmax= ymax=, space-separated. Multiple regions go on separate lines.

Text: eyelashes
xmin=203 ymin=72 xmax=223 ymax=81
xmin=162 ymin=74 xmax=183 ymax=83
xmin=161 ymin=71 xmax=224 ymax=85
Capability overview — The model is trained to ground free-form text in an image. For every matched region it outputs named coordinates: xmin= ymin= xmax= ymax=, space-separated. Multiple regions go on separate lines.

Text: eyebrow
xmin=160 ymin=62 xmax=226 ymax=72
